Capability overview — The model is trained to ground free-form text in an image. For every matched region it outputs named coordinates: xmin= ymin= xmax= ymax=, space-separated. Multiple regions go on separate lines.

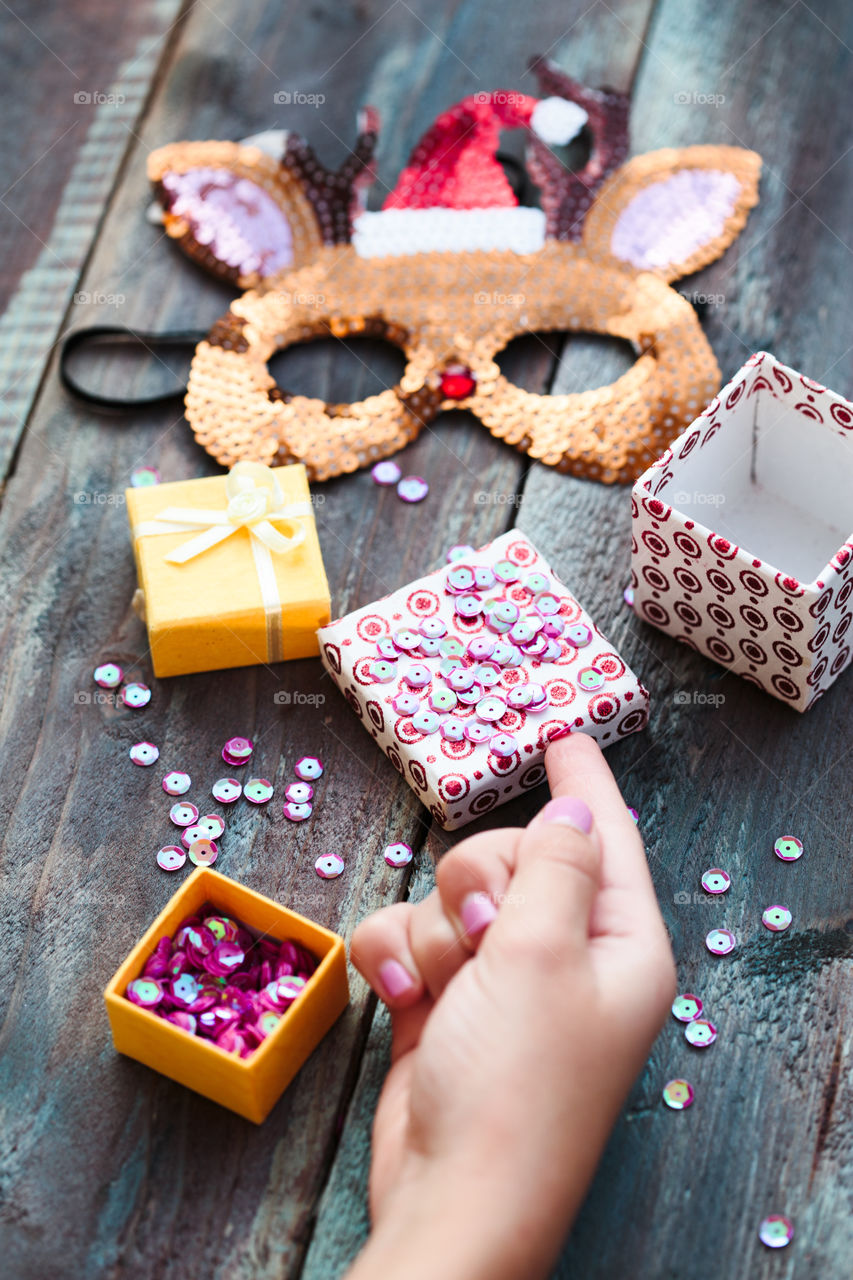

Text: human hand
xmin=347 ymin=734 xmax=676 ymax=1280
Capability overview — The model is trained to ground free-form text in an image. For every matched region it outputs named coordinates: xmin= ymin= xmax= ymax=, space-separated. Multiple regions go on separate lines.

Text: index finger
xmin=542 ymin=734 xmax=662 ymax=937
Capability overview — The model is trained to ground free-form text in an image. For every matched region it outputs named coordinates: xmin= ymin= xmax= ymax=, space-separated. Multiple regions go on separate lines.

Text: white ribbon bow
xmin=133 ymin=462 xmax=313 ymax=663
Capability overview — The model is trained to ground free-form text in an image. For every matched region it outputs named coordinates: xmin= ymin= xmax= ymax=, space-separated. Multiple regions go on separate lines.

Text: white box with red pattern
xmin=318 ymin=531 xmax=649 ymax=830
xmin=631 ymin=351 xmax=853 ymax=712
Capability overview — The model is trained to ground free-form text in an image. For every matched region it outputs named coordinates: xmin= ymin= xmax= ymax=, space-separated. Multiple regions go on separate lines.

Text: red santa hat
xmin=383 ymin=91 xmax=587 ymax=211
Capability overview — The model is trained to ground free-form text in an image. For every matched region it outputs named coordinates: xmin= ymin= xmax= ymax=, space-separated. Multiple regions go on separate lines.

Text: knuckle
xmin=349 ymin=910 xmax=391 ymax=969
xmin=526 ymin=826 xmax=600 ymax=886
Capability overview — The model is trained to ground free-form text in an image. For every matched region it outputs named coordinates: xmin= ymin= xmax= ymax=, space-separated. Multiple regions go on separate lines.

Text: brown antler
xmin=282 ymin=107 xmax=379 ymax=245
xmin=525 ymin=57 xmax=630 ymax=240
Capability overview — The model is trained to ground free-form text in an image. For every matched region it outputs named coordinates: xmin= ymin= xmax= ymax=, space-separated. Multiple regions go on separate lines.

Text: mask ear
xmin=147 ymin=110 xmax=378 ymax=288
xmin=581 ymin=145 xmax=760 ymax=281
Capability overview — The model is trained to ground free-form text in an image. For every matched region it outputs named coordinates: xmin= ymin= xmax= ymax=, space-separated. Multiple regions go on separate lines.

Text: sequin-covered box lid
xmin=319 ymin=531 xmax=649 ymax=829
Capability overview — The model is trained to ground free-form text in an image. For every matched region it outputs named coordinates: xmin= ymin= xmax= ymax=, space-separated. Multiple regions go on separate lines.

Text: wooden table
xmin=1 ymin=1 xmax=851 ymax=1276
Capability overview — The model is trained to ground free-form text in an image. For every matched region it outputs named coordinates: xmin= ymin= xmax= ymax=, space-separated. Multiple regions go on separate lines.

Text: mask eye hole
xmin=495 ymin=331 xmax=637 ymax=391
xmin=267 ymin=325 xmax=408 ymax=403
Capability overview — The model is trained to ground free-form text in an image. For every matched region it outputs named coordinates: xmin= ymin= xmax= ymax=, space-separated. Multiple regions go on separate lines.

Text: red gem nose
xmin=440 ymin=365 xmax=476 ymax=399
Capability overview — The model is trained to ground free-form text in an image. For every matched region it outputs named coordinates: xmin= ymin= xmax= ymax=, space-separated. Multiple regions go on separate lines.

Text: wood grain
xmin=0 ymin=0 xmax=187 ymax=478
xmin=0 ymin=0 xmax=850 ymax=1277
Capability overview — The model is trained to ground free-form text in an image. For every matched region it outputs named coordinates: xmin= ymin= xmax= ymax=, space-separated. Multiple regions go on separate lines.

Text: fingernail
xmin=540 ymin=796 xmax=594 ymax=832
xmin=378 ymin=959 xmax=415 ymax=1000
xmin=460 ymin=892 xmax=498 ymax=938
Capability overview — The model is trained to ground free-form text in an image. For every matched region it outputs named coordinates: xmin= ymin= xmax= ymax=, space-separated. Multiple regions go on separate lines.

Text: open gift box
xmin=125 ymin=462 xmax=330 ymax=678
xmin=104 ymin=867 xmax=349 ymax=1123
xmin=631 ymin=351 xmax=853 ymax=711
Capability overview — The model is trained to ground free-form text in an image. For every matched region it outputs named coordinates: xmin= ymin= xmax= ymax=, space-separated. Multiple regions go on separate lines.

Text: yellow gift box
xmin=104 ymin=867 xmax=350 ymax=1123
xmin=126 ymin=463 xmax=330 ymax=677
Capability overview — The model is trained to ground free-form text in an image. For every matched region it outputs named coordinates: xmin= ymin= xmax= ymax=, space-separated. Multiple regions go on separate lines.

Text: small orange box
xmin=104 ymin=867 xmax=349 ymax=1123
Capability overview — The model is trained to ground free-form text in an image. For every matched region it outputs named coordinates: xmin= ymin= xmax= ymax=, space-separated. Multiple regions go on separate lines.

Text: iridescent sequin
xmin=758 ymin=1216 xmax=794 ymax=1249
xmin=475 ymin=662 xmax=500 ymax=688
xmin=127 ymin=977 xmax=163 ymax=1008
xmin=120 ymin=682 xmax=151 ymax=708
xmin=706 ymin=928 xmax=737 ymax=956
xmin=370 ymin=658 xmax=398 ymax=682
xmin=197 ymin=814 xmax=226 ymax=837
xmin=419 ymin=617 xmax=448 ymax=638
xmin=774 ymin=835 xmax=803 ymax=862
xmin=283 ymin=800 xmax=313 ymax=821
xmin=130 ymin=466 xmax=161 ymax=487
xmin=489 ymin=732 xmax=518 ymax=758
xmin=384 ymin=841 xmax=413 ymax=867
xmin=222 ymin=736 xmax=253 ymax=764
xmin=404 ymin=663 xmax=432 ymax=688
xmin=578 ymin=666 xmax=605 ymax=692
xmin=701 ymin=868 xmax=731 ymax=894
xmin=476 ymin=694 xmax=507 ymax=723
xmin=565 ymin=623 xmax=593 ymax=648
xmin=412 ymin=708 xmax=442 ymax=734
xmin=467 ymin=636 xmax=496 ymax=661
xmin=464 ymin=721 xmax=491 ymax=744
xmin=156 ymin=845 xmax=186 ymax=872
xmin=211 ymin=778 xmax=242 ymax=804
xmin=493 ymin=559 xmax=520 ymax=584
xmin=672 ymin=993 xmax=702 ymax=1022
xmin=662 ymin=1079 xmax=694 ymax=1110
xmin=446 ymin=565 xmax=475 ymax=594
xmin=295 ymin=756 xmax=324 ymax=781
xmin=130 ymin=741 xmax=159 ymax=767
xmin=244 ymin=777 xmax=274 ymax=804
xmin=685 ymin=1018 xmax=717 ymax=1048
xmin=429 ymin=687 xmax=457 ymax=712
xmin=315 ymin=852 xmax=345 ymax=878
xmin=372 ymin=459 xmax=401 ymax=485
xmin=169 ymin=801 xmax=199 ymax=827
xmin=455 ymin=593 xmax=484 ymax=619
xmin=162 ymin=771 xmax=191 ymax=795
xmin=285 ymin=781 xmax=313 ymax=803
xmin=94 ymin=662 xmax=123 ymax=689
xmin=397 ymin=475 xmax=429 ymax=503
xmin=393 ymin=627 xmax=421 ymax=651
xmin=440 ymin=718 xmax=465 ymax=742
xmin=188 ymin=838 xmax=218 ymax=867
xmin=393 ymin=691 xmax=421 ymax=715
xmin=447 ymin=544 xmax=475 ymax=563
xmin=762 ymin=905 xmax=792 ymax=933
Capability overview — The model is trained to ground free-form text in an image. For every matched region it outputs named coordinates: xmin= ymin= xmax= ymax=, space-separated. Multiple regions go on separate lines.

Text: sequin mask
xmin=148 ymin=58 xmax=761 ymax=484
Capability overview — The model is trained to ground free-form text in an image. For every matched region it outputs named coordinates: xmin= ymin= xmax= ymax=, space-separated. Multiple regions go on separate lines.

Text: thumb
xmin=488 ymin=797 xmax=600 ymax=963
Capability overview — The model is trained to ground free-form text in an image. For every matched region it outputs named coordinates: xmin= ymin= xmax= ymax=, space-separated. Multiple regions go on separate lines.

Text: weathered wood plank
xmin=0 ymin=0 xmax=187 ymax=480
xmin=514 ymin=1 xmax=853 ymax=1277
xmin=3 ymin=0 xmax=852 ymax=1278
xmin=302 ymin=4 xmax=660 ymax=1273
xmin=0 ymin=0 xmax=548 ymax=1277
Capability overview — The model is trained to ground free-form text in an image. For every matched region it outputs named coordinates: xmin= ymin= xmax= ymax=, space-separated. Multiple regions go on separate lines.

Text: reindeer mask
xmin=147 ymin=58 xmax=760 ymax=484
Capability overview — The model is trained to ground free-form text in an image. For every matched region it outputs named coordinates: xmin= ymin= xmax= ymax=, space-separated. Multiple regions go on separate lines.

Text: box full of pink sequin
xmin=318 ymin=531 xmax=649 ymax=829
xmin=104 ymin=867 xmax=349 ymax=1123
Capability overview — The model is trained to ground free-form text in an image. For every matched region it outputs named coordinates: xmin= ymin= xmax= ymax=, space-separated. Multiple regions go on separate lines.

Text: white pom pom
xmin=531 ymin=97 xmax=588 ymax=147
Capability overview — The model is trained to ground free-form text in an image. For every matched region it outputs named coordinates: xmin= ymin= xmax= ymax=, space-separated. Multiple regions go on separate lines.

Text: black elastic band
xmin=59 ymin=325 xmax=206 ymax=411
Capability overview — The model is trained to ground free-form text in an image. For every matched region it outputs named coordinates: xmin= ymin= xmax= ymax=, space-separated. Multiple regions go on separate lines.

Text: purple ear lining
xmin=161 ymin=167 xmax=294 ymax=278
xmin=610 ymin=169 xmax=741 ymax=271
